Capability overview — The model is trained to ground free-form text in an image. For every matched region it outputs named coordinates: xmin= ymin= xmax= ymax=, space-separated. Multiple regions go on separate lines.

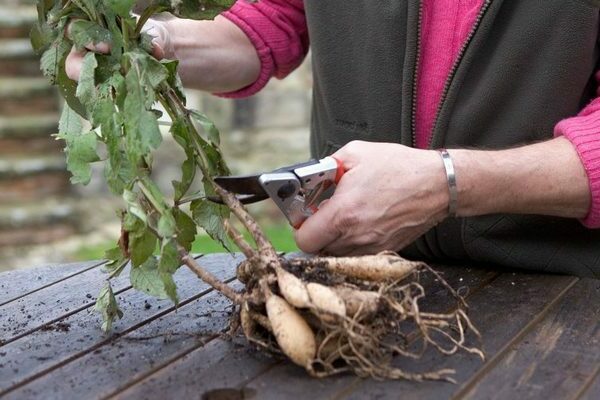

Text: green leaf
xmin=104 ymin=0 xmax=136 ymax=17
xmin=191 ymin=198 xmax=229 ymax=248
xmin=103 ymin=246 xmax=128 ymax=277
xmin=191 ymin=110 xmax=220 ymax=145
xmin=130 ymin=226 xmax=157 ymax=267
xmin=162 ymin=59 xmax=185 ymax=101
xmin=170 ymin=119 xmax=196 ymax=201
xmin=58 ymin=103 xmax=83 ymax=134
xmin=174 ymin=208 xmax=197 ymax=251
xmin=69 ymin=19 xmax=113 ymax=50
xmin=31 ymin=21 xmax=56 ymax=53
xmin=130 ymin=257 xmax=170 ymax=299
xmin=75 ymin=52 xmax=98 ymax=110
xmin=95 ymin=283 xmax=123 ymax=332
xmin=158 ymin=239 xmax=180 ymax=303
xmin=172 ymin=156 xmax=196 ymax=201
xmin=56 ymin=106 xmax=100 ymax=185
xmin=40 ymin=36 xmax=70 ymax=84
xmin=163 ymin=0 xmax=236 ymax=20
xmin=125 ymin=50 xmax=169 ymax=91
xmin=123 ymin=190 xmax=147 ymax=224
xmin=123 ymin=67 xmax=162 ymax=160
xmin=57 ymin=63 xmax=87 ymax=117
xmin=158 ymin=212 xmax=177 ymax=238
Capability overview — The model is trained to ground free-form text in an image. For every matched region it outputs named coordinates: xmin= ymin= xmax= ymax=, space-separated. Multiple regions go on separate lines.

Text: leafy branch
xmin=34 ymin=0 xmax=236 ymax=325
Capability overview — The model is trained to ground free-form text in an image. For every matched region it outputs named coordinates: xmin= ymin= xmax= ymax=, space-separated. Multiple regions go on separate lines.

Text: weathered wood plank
xmin=0 ymin=262 xmax=133 ymax=345
xmin=113 ymin=337 xmax=276 ymax=400
xmin=5 ymin=287 xmax=241 ymax=400
xmin=111 ymin=266 xmax=498 ymax=400
xmin=0 ymin=260 xmax=105 ymax=306
xmin=337 ymin=273 xmax=578 ymax=400
xmin=457 ymin=278 xmax=600 ymax=400
xmin=0 ymin=254 xmax=243 ymax=398
xmin=580 ymin=367 xmax=600 ymax=400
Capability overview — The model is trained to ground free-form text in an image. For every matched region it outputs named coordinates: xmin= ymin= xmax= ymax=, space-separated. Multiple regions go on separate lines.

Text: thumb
xmin=294 ymin=198 xmax=341 ymax=254
xmin=143 ymin=19 xmax=173 ymax=60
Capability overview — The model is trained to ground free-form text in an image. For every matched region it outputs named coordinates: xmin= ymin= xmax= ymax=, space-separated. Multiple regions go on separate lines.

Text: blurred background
xmin=0 ymin=0 xmax=312 ymax=271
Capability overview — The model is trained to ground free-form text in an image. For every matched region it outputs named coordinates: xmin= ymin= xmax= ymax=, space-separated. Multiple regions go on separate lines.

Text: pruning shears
xmin=209 ymin=157 xmax=345 ymax=228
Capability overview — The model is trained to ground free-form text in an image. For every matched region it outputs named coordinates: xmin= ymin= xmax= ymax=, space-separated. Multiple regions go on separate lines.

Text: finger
xmin=143 ymin=21 xmax=170 ymax=60
xmin=85 ymin=41 xmax=110 ymax=54
xmin=151 ymin=39 xmax=165 ymax=60
xmin=65 ymin=46 xmax=86 ymax=81
xmin=294 ymin=199 xmax=342 ymax=254
xmin=331 ymin=141 xmax=365 ymax=170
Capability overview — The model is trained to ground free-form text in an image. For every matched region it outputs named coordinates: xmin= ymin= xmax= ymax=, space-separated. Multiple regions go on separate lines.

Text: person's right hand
xmin=65 ymin=18 xmax=172 ymax=81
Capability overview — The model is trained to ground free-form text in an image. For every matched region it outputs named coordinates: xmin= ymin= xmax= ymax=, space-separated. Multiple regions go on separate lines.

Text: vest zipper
xmin=412 ymin=0 xmax=494 ymax=149
xmin=410 ymin=0 xmax=424 ymax=148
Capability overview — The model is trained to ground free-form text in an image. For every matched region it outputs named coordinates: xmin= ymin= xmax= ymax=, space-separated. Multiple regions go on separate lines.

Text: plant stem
xmin=224 ymin=219 xmax=256 ymax=259
xmin=213 ymin=185 xmax=276 ymax=257
xmin=179 ymin=247 xmax=242 ymax=304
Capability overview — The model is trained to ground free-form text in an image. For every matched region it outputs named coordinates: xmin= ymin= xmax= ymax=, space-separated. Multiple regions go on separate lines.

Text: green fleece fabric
xmin=304 ymin=0 xmax=600 ymax=277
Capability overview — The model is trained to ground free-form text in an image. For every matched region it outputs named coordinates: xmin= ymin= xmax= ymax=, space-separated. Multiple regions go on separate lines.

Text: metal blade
xmin=211 ymin=175 xmax=270 ymax=204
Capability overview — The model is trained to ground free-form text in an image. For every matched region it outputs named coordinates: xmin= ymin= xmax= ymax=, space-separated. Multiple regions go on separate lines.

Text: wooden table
xmin=0 ymin=253 xmax=598 ymax=400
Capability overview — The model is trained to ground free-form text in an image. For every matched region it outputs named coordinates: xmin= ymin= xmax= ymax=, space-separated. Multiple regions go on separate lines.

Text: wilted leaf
xmin=95 ymin=283 xmax=123 ymax=332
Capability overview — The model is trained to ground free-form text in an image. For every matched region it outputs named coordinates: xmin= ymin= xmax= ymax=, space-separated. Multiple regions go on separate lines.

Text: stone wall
xmin=0 ymin=2 xmax=80 ymax=247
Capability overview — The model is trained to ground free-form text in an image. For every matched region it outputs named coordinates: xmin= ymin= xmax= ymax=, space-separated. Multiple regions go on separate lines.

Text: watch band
xmin=438 ymin=149 xmax=458 ymax=217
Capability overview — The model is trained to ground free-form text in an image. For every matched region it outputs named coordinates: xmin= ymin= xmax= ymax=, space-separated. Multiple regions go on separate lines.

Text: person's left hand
xmin=294 ymin=141 xmax=450 ymax=256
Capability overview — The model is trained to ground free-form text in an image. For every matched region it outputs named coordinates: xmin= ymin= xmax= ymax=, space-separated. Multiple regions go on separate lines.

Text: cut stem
xmin=179 ymin=248 xmax=242 ymax=304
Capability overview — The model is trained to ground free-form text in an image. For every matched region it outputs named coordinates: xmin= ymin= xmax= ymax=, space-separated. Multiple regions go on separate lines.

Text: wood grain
xmin=0 ymin=260 xmax=105 ymax=306
xmin=0 ymin=254 xmax=242 ymax=398
xmin=458 ymin=278 xmax=600 ymax=400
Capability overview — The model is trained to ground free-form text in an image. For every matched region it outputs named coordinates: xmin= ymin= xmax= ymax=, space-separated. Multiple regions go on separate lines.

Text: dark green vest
xmin=304 ymin=0 xmax=600 ymax=277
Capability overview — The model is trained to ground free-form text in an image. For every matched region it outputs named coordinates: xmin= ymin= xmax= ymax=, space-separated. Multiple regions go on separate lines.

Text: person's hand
xmin=65 ymin=18 xmax=172 ymax=81
xmin=294 ymin=141 xmax=450 ymax=256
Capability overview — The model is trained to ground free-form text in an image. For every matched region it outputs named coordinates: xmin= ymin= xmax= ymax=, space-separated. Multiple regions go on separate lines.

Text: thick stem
xmin=224 ymin=219 xmax=257 ymax=259
xmin=179 ymin=247 xmax=242 ymax=304
xmin=213 ymin=184 xmax=277 ymax=257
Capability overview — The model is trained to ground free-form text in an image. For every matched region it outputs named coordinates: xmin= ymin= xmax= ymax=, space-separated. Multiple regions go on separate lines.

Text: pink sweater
xmin=221 ymin=0 xmax=600 ymax=228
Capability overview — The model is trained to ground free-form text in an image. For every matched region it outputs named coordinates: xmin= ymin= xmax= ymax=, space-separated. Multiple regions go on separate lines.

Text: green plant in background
xmin=33 ymin=0 xmax=483 ymax=381
xmin=72 ymin=224 xmax=298 ymax=261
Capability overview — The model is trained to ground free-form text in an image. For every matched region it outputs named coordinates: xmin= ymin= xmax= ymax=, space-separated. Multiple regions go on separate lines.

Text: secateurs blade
xmin=210 ymin=157 xmax=345 ymax=228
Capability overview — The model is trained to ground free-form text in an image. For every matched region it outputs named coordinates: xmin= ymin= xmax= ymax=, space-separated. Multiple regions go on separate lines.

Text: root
xmin=228 ymin=251 xmax=483 ymax=382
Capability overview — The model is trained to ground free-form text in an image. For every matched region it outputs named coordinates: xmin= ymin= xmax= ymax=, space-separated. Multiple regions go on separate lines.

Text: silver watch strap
xmin=439 ymin=149 xmax=458 ymax=217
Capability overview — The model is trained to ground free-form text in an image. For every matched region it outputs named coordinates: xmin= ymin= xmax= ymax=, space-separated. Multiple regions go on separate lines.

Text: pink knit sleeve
xmin=554 ymin=89 xmax=600 ymax=228
xmin=217 ymin=0 xmax=308 ymax=98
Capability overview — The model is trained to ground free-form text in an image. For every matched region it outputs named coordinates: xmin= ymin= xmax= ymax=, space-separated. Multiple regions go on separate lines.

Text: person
xmin=66 ymin=0 xmax=600 ymax=277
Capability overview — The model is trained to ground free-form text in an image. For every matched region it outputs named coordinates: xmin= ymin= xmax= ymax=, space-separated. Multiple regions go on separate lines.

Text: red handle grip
xmin=332 ymin=156 xmax=345 ymax=184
